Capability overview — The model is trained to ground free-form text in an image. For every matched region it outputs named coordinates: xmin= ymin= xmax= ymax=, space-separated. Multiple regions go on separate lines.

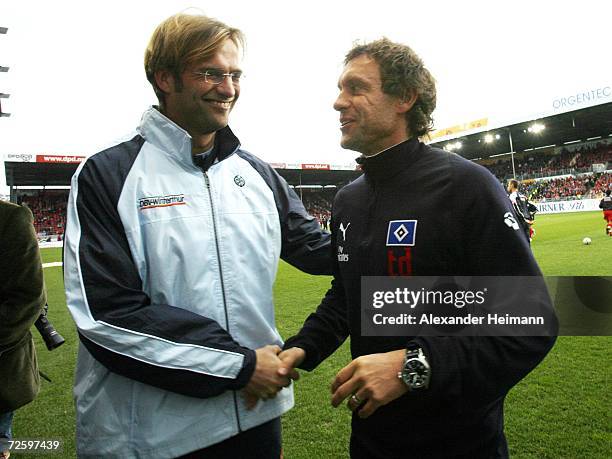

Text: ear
xmin=397 ymin=89 xmax=418 ymax=114
xmin=154 ymin=69 xmax=176 ymax=95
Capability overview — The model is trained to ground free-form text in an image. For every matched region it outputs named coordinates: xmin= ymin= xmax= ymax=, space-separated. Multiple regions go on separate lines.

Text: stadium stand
xmin=522 ymin=172 xmax=611 ymax=202
xmin=17 ymin=191 xmax=68 ymax=240
xmin=300 ymin=189 xmax=335 ymax=229
xmin=477 ymin=142 xmax=612 ymax=182
xmin=592 ymin=172 xmax=612 ymax=195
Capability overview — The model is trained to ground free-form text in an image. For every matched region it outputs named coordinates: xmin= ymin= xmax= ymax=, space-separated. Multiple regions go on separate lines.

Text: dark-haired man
xmin=507 ymin=179 xmax=536 ymax=243
xmin=280 ymin=38 xmax=555 ymax=458
xmin=64 ymin=12 xmax=329 ymax=458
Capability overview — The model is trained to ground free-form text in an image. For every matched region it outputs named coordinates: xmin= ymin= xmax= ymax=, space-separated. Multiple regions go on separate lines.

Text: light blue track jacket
xmin=63 ymin=107 xmax=331 ymax=458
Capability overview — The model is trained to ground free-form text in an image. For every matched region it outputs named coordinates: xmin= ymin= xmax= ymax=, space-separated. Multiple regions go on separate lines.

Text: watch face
xmin=404 ymin=359 xmax=429 ymax=388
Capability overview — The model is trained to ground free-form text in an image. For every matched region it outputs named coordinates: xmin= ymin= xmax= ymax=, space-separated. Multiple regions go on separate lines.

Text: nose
xmin=215 ymin=76 xmax=237 ymax=99
xmin=333 ymin=91 xmax=349 ymax=112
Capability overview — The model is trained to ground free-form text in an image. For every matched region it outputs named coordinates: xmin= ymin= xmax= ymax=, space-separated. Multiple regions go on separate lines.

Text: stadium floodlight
xmin=0 ymin=66 xmax=9 ymax=72
xmin=0 ymin=27 xmax=7 ymax=34
xmin=527 ymin=123 xmax=545 ymax=134
xmin=484 ymin=134 xmax=494 ymax=143
xmin=445 ymin=141 xmax=462 ymax=151
xmin=0 ymin=93 xmax=9 ymax=99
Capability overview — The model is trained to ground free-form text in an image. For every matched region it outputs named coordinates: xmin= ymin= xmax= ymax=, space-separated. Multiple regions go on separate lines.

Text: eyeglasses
xmin=192 ymin=70 xmax=243 ymax=85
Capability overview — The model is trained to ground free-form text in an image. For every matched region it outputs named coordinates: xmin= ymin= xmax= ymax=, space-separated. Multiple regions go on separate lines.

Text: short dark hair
xmin=345 ymin=38 xmax=436 ymax=138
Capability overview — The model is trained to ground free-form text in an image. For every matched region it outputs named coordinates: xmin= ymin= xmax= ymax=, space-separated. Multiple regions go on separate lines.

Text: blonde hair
xmin=144 ymin=13 xmax=244 ymax=105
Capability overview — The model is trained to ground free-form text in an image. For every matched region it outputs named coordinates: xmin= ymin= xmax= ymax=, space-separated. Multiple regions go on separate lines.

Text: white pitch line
xmin=43 ymin=262 xmax=63 ymax=268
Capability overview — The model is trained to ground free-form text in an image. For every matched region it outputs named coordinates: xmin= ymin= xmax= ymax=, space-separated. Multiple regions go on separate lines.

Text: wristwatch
xmin=398 ymin=344 xmax=431 ymax=390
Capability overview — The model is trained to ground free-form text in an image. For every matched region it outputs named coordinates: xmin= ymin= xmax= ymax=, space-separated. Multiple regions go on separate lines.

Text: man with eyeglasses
xmin=63 ymin=12 xmax=330 ymax=459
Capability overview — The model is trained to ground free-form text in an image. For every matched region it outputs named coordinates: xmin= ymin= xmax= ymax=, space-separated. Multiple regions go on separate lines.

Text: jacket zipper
xmin=203 ymin=172 xmax=243 ymax=433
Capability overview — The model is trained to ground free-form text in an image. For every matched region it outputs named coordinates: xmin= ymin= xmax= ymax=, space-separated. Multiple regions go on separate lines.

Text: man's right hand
xmin=243 ymin=345 xmax=292 ymax=409
xmin=278 ymin=347 xmax=306 ymax=377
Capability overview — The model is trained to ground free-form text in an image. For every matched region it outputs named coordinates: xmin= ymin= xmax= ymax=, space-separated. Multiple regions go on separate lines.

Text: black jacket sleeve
xmin=412 ymin=161 xmax=556 ymax=405
xmin=283 ymin=208 xmax=348 ymax=369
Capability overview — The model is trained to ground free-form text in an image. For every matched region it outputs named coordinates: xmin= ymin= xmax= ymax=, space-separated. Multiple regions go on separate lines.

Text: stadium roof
xmin=276 ymin=168 xmax=360 ymax=187
xmin=4 ymin=161 xmax=361 ymax=188
xmin=4 ymin=101 xmax=611 ymax=188
xmin=429 ymin=102 xmax=612 ymax=161
xmin=5 ymin=161 xmax=78 ymax=187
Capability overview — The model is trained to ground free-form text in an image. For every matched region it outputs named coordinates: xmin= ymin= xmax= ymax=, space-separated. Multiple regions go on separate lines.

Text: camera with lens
xmin=34 ymin=303 xmax=65 ymax=351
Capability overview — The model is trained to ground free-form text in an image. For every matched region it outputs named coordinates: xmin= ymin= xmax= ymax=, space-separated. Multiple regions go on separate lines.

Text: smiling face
xmin=157 ymin=38 xmax=241 ymax=139
xmin=333 ymin=54 xmax=411 ymax=156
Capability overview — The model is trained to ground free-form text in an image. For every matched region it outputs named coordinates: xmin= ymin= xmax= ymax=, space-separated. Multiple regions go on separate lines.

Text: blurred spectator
xmin=17 ymin=192 xmax=68 ymax=239
xmin=0 ymin=201 xmax=46 ymax=459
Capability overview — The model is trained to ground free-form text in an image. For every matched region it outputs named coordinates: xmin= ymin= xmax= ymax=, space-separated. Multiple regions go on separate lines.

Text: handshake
xmin=243 ymin=346 xmax=411 ymax=419
xmin=243 ymin=345 xmax=305 ymax=409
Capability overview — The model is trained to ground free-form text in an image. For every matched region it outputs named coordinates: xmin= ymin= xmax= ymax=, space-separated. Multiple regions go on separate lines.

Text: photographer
xmin=0 ymin=201 xmax=46 ymax=459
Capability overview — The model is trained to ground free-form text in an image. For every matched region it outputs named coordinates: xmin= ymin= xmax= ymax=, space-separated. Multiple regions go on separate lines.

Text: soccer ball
xmin=582 ymin=237 xmax=592 ymax=245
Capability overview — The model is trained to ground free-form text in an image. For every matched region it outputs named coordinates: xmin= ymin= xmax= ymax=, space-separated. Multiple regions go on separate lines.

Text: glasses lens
xmin=202 ymin=71 xmax=242 ymax=85
xmin=205 ymin=71 xmax=224 ymax=84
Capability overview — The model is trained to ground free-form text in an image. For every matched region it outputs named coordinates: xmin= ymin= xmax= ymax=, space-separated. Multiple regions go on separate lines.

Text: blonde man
xmin=64 ymin=13 xmax=330 ymax=458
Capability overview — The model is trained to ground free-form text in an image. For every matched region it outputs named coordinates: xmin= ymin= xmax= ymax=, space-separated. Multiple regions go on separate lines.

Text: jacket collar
xmin=356 ymin=137 xmax=421 ymax=181
xmin=137 ymin=106 xmax=241 ymax=170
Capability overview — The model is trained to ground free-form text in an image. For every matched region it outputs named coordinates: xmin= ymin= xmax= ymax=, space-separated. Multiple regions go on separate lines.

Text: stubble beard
xmin=193 ymin=101 xmax=234 ymax=136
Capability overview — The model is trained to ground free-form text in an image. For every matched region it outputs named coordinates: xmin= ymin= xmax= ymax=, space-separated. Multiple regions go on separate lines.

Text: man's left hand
xmin=330 ymin=349 xmax=407 ymax=419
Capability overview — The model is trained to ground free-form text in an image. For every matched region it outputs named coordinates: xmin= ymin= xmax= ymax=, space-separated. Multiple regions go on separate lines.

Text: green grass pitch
xmin=12 ymin=211 xmax=611 ymax=458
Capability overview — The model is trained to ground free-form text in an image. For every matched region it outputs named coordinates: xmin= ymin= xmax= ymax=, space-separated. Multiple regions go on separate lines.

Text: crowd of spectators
xmin=523 ymin=172 xmax=611 ymax=202
xmin=300 ymin=189 xmax=334 ymax=229
xmin=590 ymin=172 xmax=612 ymax=196
xmin=18 ymin=192 xmax=68 ymax=239
xmin=479 ymin=142 xmax=611 ymax=181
